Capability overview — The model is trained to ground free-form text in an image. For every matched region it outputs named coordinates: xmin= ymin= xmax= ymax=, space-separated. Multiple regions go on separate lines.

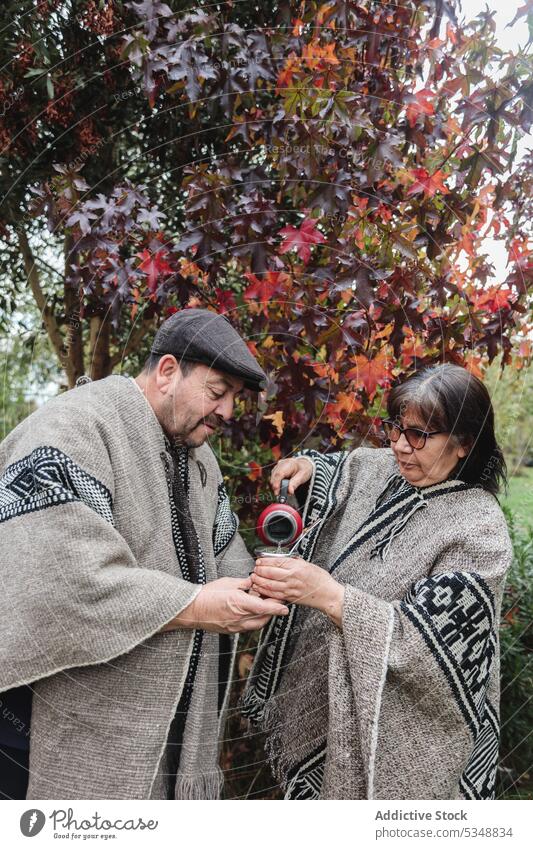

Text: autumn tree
xmin=0 ymin=0 xmax=532 ymax=497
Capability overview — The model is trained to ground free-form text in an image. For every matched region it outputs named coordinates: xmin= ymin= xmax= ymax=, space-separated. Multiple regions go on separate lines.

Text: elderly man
xmin=0 ymin=309 xmax=288 ymax=800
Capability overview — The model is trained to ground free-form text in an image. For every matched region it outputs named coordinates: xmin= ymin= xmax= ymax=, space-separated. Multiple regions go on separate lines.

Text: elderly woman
xmin=242 ymin=363 xmax=512 ymax=800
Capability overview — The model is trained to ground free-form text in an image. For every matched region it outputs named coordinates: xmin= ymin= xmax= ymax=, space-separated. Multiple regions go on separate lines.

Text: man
xmin=0 ymin=308 xmax=288 ymax=800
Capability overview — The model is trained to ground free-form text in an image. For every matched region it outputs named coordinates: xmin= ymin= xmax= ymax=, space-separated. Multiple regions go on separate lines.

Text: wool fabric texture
xmin=0 ymin=375 xmax=252 ymax=799
xmin=241 ymin=446 xmax=512 ymax=800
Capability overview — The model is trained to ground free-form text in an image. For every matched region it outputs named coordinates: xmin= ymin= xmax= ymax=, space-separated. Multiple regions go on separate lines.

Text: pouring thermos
xmin=256 ymin=479 xmax=303 ymax=547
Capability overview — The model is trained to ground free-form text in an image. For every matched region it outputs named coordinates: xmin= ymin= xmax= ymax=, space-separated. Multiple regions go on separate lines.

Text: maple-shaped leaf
xmin=137 ymin=248 xmax=174 ymax=292
xmin=214 ymin=287 xmax=237 ymax=314
xmin=405 ymin=89 xmax=435 ymax=128
xmin=278 ymin=217 xmax=326 ymax=263
xmin=471 ymin=286 xmax=513 ymax=312
xmin=264 ymin=410 xmax=285 ymax=437
xmin=243 ymin=271 xmax=289 ymax=313
xmin=65 ymin=209 xmax=97 ymax=235
xmin=407 ymin=168 xmax=449 ymax=198
xmin=346 ymin=349 xmax=391 ymax=399
xmin=324 ymin=391 xmax=363 ymax=432
xmin=507 ymin=236 xmax=531 ymax=266
xmin=301 ymin=40 xmax=340 ymax=70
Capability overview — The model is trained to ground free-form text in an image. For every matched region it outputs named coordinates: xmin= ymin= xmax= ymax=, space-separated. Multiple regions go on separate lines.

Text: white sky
xmin=458 ymin=1 xmax=532 ymax=283
xmin=460 ymin=0 xmax=531 ymax=51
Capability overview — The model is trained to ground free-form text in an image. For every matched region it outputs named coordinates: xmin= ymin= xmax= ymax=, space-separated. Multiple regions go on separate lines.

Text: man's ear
xmin=156 ymin=355 xmax=180 ymax=391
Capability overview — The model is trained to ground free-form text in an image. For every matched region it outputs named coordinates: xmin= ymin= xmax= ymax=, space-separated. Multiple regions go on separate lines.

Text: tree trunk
xmin=89 ymin=312 xmax=111 ymax=381
xmin=63 ymin=234 xmax=85 ymax=386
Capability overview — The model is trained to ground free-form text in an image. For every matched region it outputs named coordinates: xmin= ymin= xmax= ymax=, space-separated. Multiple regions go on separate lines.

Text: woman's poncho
xmin=242 ymin=446 xmax=512 ymax=800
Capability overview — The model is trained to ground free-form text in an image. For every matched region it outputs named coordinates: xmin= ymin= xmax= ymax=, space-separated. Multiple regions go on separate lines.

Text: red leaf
xmin=407 ymin=168 xmax=449 ymax=198
xmin=405 ymin=89 xmax=435 ymax=128
xmin=214 ymin=287 xmax=237 ymax=314
xmin=137 ymin=248 xmax=173 ymax=292
xmin=243 ymin=271 xmax=289 ymax=314
xmin=278 ymin=217 xmax=326 ymax=263
xmin=472 ymin=286 xmax=513 ymax=312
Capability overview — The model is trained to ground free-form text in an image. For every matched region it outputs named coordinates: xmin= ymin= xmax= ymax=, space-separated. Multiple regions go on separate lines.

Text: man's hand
xmin=270 ymin=456 xmax=314 ymax=497
xmin=160 ymin=576 xmax=289 ymax=634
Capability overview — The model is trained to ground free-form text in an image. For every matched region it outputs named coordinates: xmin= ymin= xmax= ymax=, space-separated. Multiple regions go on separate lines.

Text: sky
xmin=457 ymin=1 xmax=532 ymax=282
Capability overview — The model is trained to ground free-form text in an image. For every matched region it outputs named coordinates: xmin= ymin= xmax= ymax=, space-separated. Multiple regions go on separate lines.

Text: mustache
xmin=197 ymin=414 xmax=223 ymax=430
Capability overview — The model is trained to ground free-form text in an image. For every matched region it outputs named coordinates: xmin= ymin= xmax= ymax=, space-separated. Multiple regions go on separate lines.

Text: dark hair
xmin=142 ymin=352 xmax=198 ymax=377
xmin=386 ymin=363 xmax=507 ymax=497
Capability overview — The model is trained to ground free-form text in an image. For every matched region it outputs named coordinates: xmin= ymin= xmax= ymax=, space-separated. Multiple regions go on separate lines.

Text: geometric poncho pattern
xmin=242 ymin=446 xmax=511 ymax=800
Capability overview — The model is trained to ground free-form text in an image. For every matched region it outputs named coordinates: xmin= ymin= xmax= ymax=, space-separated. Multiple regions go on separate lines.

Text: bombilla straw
xmin=286 ymin=498 xmax=345 ymax=556
xmin=286 ymin=517 xmax=322 ymax=555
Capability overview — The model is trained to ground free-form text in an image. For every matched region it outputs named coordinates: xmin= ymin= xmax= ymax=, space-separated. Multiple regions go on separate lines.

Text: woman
xmin=242 ymin=363 xmax=512 ymax=800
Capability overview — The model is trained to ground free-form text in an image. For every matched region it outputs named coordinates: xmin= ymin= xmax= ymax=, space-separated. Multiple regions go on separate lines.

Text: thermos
xmin=256 ymin=479 xmax=303 ymax=547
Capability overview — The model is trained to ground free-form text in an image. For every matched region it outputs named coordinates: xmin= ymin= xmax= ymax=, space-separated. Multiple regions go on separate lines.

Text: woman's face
xmin=390 ymin=408 xmax=470 ymax=488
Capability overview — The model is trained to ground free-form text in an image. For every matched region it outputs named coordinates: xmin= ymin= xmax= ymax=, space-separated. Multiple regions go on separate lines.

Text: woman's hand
xmin=270 ymin=456 xmax=314 ymax=497
xmin=252 ymin=556 xmax=345 ymax=628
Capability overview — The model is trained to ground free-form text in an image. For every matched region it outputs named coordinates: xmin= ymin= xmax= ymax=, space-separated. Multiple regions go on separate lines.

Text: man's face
xmin=156 ymin=359 xmax=244 ymax=447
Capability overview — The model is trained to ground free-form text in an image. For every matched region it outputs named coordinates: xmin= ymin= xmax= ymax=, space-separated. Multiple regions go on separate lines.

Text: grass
xmin=502 ymin=466 xmax=533 ymax=530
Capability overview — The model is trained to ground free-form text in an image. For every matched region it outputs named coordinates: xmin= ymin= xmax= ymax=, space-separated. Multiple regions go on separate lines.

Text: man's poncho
xmin=242 ymin=446 xmax=513 ymax=800
xmin=0 ymin=375 xmax=252 ymax=799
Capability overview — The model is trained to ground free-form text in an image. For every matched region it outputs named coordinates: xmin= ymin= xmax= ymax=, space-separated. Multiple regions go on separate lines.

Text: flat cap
xmin=150 ymin=308 xmax=266 ymax=391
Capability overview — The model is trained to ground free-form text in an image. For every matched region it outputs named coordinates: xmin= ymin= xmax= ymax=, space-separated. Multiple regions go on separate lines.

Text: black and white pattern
xmin=331 ymin=473 xmax=473 ymax=571
xmin=160 ymin=441 xmax=208 ymax=769
xmin=297 ymin=449 xmax=348 ymax=558
xmin=401 ymin=571 xmax=496 ymax=734
xmin=241 ymin=450 xmax=348 ymax=724
xmin=243 ymin=450 xmax=498 ymax=800
xmin=284 ymin=745 xmax=326 ymax=800
xmin=0 ymin=445 xmax=113 ymax=526
xmin=212 ymin=481 xmax=238 ymax=558
xmin=401 ymin=570 xmax=498 ymax=799
xmin=459 ymin=698 xmax=500 ymax=800
xmin=160 ymin=443 xmax=207 ymax=585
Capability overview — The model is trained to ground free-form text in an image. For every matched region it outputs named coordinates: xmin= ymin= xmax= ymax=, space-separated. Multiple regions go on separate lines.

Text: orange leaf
xmin=325 ymin=391 xmax=363 ymax=432
xmin=238 ymin=652 xmax=254 ymax=678
xmin=346 ymin=348 xmax=391 ymax=399
xmin=405 ymin=89 xmax=435 ymax=128
xmin=471 ymin=286 xmax=513 ymax=312
xmin=247 ymin=461 xmax=262 ymax=481
xmin=407 ymin=168 xmax=449 ymax=198
xmin=264 ymin=410 xmax=285 ymax=437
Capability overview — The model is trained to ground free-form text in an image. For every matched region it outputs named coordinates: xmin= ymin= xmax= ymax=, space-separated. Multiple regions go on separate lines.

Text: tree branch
xmin=17 ymin=228 xmax=75 ymax=387
xmin=109 ymin=316 xmax=157 ymax=371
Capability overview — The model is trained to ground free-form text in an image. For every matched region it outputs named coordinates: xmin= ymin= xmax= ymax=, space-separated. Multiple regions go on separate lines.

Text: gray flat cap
xmin=150 ymin=308 xmax=266 ymax=391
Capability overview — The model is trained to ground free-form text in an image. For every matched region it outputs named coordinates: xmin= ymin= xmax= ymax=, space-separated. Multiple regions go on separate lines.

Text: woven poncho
xmin=242 ymin=446 xmax=513 ymax=800
xmin=0 ymin=375 xmax=252 ymax=799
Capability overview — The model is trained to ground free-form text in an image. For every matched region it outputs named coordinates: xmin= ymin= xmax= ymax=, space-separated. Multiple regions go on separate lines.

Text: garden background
xmin=0 ymin=0 xmax=532 ymax=799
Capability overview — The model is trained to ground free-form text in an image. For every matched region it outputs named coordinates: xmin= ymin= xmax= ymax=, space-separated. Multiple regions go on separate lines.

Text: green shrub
xmin=497 ymin=509 xmax=533 ymax=799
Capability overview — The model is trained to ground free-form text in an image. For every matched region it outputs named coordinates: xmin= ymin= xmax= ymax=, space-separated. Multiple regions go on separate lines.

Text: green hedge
xmin=497 ymin=510 xmax=533 ymax=799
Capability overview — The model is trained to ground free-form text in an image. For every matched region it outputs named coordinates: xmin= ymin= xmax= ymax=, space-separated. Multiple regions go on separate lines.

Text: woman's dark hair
xmin=386 ymin=363 xmax=507 ymax=497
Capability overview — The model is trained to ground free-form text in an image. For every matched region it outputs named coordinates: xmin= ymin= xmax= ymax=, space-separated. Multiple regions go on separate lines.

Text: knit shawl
xmin=241 ymin=446 xmax=513 ymax=800
xmin=0 ymin=375 xmax=252 ymax=799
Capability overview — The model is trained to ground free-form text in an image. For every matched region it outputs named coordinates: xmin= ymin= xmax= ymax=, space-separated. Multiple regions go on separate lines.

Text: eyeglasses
xmin=381 ymin=419 xmax=445 ymax=450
